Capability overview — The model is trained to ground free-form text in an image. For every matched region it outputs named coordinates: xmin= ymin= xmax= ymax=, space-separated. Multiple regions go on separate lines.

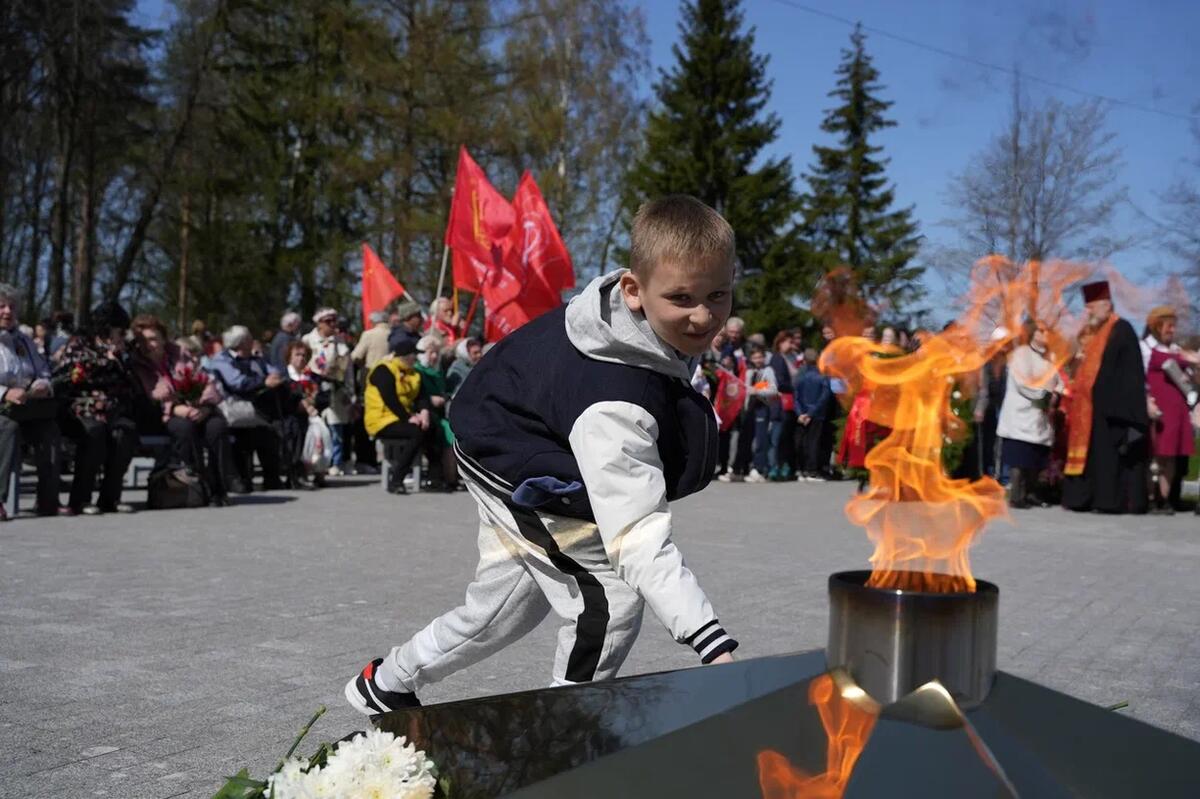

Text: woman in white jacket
xmin=997 ymin=320 xmax=1063 ymax=508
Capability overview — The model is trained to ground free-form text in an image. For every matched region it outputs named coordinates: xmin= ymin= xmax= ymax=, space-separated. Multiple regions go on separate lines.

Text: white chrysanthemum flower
xmin=269 ymin=730 xmax=437 ymax=799
xmin=266 ymin=758 xmax=310 ymax=798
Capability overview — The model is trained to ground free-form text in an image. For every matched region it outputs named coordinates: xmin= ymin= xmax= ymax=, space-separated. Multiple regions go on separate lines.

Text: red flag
xmin=478 ymin=256 xmax=561 ymax=343
xmin=508 ymin=171 xmax=575 ymax=293
xmin=451 ymin=249 xmax=490 ymax=293
xmin=445 ymin=147 xmax=515 ymax=268
xmin=714 ymin=368 xmax=747 ymax=431
xmin=361 ymin=244 xmax=405 ymax=328
xmin=475 ymin=171 xmax=576 ymax=342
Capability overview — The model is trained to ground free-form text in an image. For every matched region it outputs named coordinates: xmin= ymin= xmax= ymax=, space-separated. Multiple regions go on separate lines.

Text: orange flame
xmin=819 ymin=258 xmax=1091 ymax=593
xmin=757 ymin=673 xmax=878 ymax=798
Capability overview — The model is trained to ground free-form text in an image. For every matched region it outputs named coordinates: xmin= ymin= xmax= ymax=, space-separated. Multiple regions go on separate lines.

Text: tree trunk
xmin=178 ymin=183 xmax=190 ymax=334
xmin=108 ymin=0 xmax=225 ymax=301
xmin=22 ymin=157 xmax=48 ymax=319
xmin=72 ymin=186 xmax=88 ymax=321
xmin=48 ymin=145 xmax=73 ymax=312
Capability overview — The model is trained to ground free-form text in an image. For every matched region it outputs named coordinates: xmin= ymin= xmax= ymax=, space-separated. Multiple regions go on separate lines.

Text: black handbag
xmin=147 ymin=467 xmax=210 ymax=509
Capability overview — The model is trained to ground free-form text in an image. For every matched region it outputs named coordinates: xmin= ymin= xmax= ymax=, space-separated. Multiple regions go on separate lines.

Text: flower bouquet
xmin=212 ymin=707 xmax=443 ymax=799
xmin=174 ymin=364 xmax=210 ymax=405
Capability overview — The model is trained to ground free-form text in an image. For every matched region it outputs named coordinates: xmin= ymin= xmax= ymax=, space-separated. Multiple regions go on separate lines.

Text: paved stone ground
xmin=2 ymin=476 xmax=1199 ymax=798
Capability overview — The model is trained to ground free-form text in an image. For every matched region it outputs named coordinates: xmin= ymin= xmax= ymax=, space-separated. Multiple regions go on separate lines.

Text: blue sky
xmin=641 ymin=0 xmax=1200 ymax=297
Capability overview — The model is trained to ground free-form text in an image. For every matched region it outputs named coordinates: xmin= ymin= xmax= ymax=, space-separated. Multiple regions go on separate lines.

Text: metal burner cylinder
xmin=826 ymin=570 xmax=998 ymax=709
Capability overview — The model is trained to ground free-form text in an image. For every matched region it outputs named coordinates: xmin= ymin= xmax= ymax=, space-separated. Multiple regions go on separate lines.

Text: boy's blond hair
xmin=629 ymin=195 xmax=735 ymax=278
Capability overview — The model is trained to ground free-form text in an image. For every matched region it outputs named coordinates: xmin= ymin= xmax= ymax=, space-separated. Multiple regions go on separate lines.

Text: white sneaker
xmin=327 ymin=466 xmax=344 ymax=477
xmin=717 ymin=472 xmax=733 ymax=483
xmin=746 ymin=469 xmax=767 ymax=483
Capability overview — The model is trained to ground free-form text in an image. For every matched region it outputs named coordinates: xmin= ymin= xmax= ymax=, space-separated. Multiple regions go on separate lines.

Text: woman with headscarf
xmin=996 ymin=320 xmax=1063 ymax=508
xmin=52 ymin=301 xmax=142 ymax=514
xmin=1141 ymin=306 xmax=1198 ymax=514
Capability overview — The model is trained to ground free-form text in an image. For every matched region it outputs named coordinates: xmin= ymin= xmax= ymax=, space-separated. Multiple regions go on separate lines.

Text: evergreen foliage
xmin=624 ymin=0 xmax=809 ymax=334
xmin=801 ymin=24 xmax=922 ymax=315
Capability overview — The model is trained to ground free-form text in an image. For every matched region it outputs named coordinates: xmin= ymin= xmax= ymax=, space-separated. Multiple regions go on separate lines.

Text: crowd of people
xmin=692 ymin=279 xmax=1196 ymax=517
xmin=1 ymin=277 xmax=1195 ymax=520
xmin=0 ymin=284 xmax=483 ymax=519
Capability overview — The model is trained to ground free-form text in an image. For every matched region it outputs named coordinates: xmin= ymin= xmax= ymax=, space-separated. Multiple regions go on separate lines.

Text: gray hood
xmin=565 ymin=270 xmax=692 ymax=381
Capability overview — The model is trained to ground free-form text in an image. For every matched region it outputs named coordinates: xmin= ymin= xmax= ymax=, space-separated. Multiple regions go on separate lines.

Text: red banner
xmin=451 ymin=249 xmax=490 ymax=294
xmin=445 ymin=146 xmax=515 ymax=269
xmin=444 ymin=155 xmax=575 ymax=342
xmin=361 ymin=244 xmax=406 ymax=328
xmin=509 ymin=171 xmax=575 ymax=294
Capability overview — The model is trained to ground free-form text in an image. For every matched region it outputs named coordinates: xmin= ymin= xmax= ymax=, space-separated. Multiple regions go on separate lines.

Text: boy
xmin=346 ymin=195 xmax=739 ymax=715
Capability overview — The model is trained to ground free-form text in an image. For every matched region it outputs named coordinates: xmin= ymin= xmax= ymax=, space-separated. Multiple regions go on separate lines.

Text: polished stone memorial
xmin=374 ymin=648 xmax=1200 ymax=798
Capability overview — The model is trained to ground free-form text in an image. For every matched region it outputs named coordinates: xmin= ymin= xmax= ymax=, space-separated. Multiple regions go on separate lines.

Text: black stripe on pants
xmin=454 ymin=452 xmax=610 ymax=683
xmin=503 ymin=500 xmax=610 ymax=683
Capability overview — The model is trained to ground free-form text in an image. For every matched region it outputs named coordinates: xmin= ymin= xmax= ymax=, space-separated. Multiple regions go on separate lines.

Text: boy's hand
xmin=709 ymin=651 xmax=735 ymax=665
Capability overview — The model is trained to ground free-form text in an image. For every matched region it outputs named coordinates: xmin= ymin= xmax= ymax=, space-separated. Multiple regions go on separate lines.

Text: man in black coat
xmin=1062 ymin=280 xmax=1149 ymax=514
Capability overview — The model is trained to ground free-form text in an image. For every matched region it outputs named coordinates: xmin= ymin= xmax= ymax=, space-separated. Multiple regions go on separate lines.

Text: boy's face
xmin=749 ymin=350 xmax=766 ymax=368
xmin=619 ymin=259 xmax=734 ymax=357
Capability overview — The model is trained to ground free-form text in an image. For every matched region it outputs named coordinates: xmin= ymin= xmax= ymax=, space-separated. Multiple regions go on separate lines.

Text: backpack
xmin=147 ymin=467 xmax=210 ymax=510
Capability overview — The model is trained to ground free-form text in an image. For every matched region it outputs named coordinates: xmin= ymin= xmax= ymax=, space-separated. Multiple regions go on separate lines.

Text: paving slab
xmin=1 ymin=476 xmax=1197 ymax=797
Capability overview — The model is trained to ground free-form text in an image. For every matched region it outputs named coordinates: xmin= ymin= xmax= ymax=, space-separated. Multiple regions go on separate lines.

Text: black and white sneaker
xmin=345 ymin=658 xmax=421 ymax=717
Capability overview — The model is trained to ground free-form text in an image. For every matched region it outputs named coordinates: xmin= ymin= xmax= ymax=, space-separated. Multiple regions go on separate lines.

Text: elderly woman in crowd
xmin=304 ymin=308 xmax=353 ymax=475
xmin=281 ymin=340 xmax=329 ymax=488
xmin=129 ymin=314 xmax=233 ymax=506
xmin=445 ymin=337 xmax=482 ymax=398
xmin=0 ymin=283 xmax=67 ymax=519
xmin=415 ymin=335 xmax=459 ymax=491
xmin=208 ymin=325 xmax=285 ymax=492
xmin=1141 ymin=306 xmax=1198 ymax=514
xmin=53 ymin=301 xmax=142 ymax=514
xmin=364 ymin=338 xmax=431 ymax=494
xmin=996 ymin=320 xmax=1063 ymax=509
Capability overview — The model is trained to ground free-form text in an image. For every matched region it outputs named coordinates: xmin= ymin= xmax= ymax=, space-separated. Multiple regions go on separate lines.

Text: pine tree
xmin=625 ymin=0 xmax=806 ymax=333
xmin=802 ymin=24 xmax=922 ymax=314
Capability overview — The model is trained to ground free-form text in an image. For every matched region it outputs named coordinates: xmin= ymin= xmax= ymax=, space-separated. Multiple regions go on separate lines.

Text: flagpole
xmin=462 ymin=290 xmax=481 ymax=332
xmin=434 ymin=184 xmax=454 ymax=301
xmin=434 ymin=243 xmax=450 ymax=301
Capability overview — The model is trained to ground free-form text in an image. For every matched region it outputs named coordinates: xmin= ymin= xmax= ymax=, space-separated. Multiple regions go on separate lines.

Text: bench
xmin=376 ymin=440 xmax=421 ymax=494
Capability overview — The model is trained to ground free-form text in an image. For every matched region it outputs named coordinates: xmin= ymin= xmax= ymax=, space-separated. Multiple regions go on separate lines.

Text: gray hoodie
xmin=565 ymin=270 xmax=693 ymax=382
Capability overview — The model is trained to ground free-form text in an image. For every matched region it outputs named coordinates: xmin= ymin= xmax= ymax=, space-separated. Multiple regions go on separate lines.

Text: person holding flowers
xmin=129 ymin=314 xmax=233 ymax=506
xmin=52 ymin=301 xmax=142 ymax=514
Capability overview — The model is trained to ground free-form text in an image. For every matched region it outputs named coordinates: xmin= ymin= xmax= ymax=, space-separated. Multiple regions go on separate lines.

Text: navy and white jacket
xmin=450 ymin=271 xmax=736 ymax=663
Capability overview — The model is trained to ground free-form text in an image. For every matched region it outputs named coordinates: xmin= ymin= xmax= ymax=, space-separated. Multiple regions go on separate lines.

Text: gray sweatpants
xmin=379 ymin=473 xmax=645 ymax=693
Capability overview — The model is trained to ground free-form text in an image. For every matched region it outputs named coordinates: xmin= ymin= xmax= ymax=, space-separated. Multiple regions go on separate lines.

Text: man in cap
xmin=387 ymin=301 xmax=424 ymax=353
xmin=1062 ymin=280 xmax=1150 ymax=514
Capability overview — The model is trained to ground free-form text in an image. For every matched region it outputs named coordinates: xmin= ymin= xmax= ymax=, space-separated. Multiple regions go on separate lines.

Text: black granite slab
xmin=374 ymin=651 xmax=1200 ymax=798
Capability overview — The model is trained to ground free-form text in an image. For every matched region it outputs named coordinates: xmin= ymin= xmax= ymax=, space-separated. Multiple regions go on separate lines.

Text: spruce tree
xmin=625 ymin=0 xmax=806 ymax=333
xmin=802 ymin=24 xmax=922 ymax=313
